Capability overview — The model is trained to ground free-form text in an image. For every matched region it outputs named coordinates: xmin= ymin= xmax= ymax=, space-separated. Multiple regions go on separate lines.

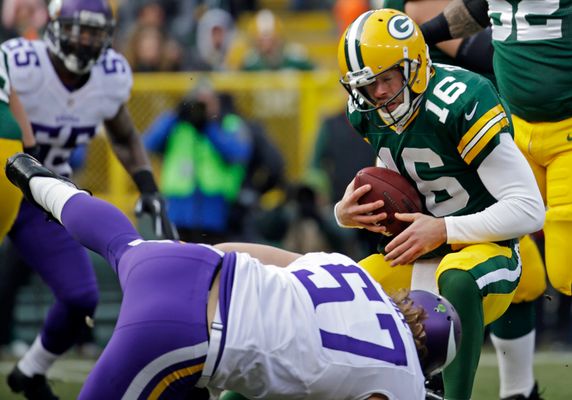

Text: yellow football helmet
xmin=337 ymin=9 xmax=431 ymax=126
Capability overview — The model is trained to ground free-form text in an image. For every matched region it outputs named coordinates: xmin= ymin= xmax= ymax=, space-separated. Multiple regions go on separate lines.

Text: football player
xmin=1 ymin=0 xmax=174 ymax=398
xmin=420 ymin=1 xmax=572 ymax=398
xmin=5 ymin=152 xmax=463 ymax=400
xmin=334 ymin=9 xmax=544 ymax=400
xmin=0 ymin=48 xmax=35 ymax=242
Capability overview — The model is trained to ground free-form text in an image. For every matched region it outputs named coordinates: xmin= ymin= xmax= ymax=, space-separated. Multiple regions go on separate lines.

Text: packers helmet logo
xmin=388 ymin=15 xmax=414 ymax=40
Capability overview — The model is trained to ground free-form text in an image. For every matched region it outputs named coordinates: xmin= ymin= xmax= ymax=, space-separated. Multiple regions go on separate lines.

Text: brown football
xmin=354 ymin=166 xmax=423 ymax=235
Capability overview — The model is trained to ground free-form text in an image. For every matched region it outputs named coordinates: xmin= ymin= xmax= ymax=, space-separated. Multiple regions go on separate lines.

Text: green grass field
xmin=0 ymin=350 xmax=570 ymax=399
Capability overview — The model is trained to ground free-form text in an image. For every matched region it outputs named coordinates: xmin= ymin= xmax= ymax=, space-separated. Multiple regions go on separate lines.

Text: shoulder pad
xmin=0 ymin=38 xmax=45 ymax=94
xmin=94 ymin=48 xmax=133 ymax=104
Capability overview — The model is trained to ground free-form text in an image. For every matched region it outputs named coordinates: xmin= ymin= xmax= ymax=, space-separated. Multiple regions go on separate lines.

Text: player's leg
xmin=489 ymin=234 xmax=545 ymax=399
xmin=7 ymin=201 xmax=98 ymax=399
xmin=436 ymin=242 xmax=521 ymax=400
xmin=542 ymin=116 xmax=572 ymax=295
xmin=358 ymin=253 xmax=413 ymax=295
xmin=78 ymin=241 xmax=222 ymax=399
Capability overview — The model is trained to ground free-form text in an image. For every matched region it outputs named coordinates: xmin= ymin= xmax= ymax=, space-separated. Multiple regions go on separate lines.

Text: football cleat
xmin=501 ymin=382 xmax=544 ymax=400
xmin=7 ymin=365 xmax=59 ymax=400
xmin=5 ymin=152 xmax=78 ymax=213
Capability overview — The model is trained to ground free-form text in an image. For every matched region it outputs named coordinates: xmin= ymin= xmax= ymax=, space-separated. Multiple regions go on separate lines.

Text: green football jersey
xmin=0 ymin=49 xmax=9 ymax=105
xmin=0 ymin=48 xmax=21 ymax=141
xmin=348 ymin=64 xmax=512 ymax=220
xmin=489 ymin=0 xmax=572 ymax=122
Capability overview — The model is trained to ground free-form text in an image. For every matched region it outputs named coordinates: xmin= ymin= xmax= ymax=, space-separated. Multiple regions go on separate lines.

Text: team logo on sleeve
xmin=388 ymin=15 xmax=415 ymax=40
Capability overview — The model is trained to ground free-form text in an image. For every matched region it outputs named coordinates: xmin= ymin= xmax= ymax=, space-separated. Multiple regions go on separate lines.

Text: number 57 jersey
xmin=0 ymin=38 xmax=132 ymax=176
xmin=208 ymin=252 xmax=425 ymax=400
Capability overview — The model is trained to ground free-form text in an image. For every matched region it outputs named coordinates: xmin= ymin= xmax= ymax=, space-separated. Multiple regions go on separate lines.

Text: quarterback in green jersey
xmin=0 ymin=49 xmax=34 ymax=241
xmin=335 ymin=9 xmax=544 ymax=400
xmin=421 ymin=0 xmax=572 ymax=398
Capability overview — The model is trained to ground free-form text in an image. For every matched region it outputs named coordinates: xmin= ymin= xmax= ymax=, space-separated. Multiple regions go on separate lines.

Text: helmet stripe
xmin=345 ymin=10 xmax=373 ymax=72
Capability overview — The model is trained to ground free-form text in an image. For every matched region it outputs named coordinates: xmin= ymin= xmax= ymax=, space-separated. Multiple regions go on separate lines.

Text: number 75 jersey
xmin=0 ymin=38 xmax=132 ymax=176
xmin=348 ymin=64 xmax=513 ymax=219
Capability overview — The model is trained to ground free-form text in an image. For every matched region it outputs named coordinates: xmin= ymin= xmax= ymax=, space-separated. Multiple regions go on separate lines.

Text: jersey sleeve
xmin=98 ymin=49 xmax=133 ymax=117
xmin=429 ymin=68 xmax=512 ymax=167
xmin=345 ymin=96 xmax=370 ymax=142
xmin=0 ymin=38 xmax=45 ymax=95
xmin=0 ymin=49 xmax=10 ymax=104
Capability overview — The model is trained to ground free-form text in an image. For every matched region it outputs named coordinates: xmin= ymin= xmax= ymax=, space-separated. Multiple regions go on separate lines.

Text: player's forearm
xmin=9 ymin=90 xmax=34 ymax=147
xmin=421 ymin=0 xmax=489 ymax=45
xmin=215 ymin=242 xmax=302 ymax=267
xmin=445 ymin=135 xmax=545 ymax=243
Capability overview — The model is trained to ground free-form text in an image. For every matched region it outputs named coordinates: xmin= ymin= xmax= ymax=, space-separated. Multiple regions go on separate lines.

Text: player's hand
xmin=335 ymin=179 xmax=387 ymax=233
xmin=135 ymin=192 xmax=179 ymax=240
xmin=383 ymin=213 xmax=446 ymax=266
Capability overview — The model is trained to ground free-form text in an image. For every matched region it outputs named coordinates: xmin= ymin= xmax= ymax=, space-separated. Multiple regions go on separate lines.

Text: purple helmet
xmin=409 ymin=290 xmax=462 ymax=377
xmin=45 ymin=0 xmax=115 ymax=74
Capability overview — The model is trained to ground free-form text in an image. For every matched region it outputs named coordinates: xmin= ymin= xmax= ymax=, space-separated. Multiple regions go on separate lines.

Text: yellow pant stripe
xmin=148 ymin=363 xmax=204 ymax=400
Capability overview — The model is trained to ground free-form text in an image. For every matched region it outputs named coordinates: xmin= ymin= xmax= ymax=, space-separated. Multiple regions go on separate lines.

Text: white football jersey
xmin=208 ymin=252 xmax=425 ymax=400
xmin=1 ymin=38 xmax=132 ymax=176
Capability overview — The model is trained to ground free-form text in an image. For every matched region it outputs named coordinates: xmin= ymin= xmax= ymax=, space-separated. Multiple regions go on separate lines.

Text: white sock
xmin=29 ymin=176 xmax=86 ymax=223
xmin=491 ymin=330 xmax=536 ymax=398
xmin=17 ymin=336 xmax=58 ymax=377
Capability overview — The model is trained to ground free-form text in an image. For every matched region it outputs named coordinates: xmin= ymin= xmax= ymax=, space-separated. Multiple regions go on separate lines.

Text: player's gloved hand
xmin=132 ymin=169 xmax=179 ymax=240
xmin=135 ymin=191 xmax=179 ymax=240
xmin=23 ymin=144 xmax=41 ymax=159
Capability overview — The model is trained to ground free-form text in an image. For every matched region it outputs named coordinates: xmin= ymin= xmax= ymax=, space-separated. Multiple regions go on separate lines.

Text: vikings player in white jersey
xmin=5 ymin=152 xmax=462 ymax=400
xmin=0 ymin=0 xmax=174 ymax=398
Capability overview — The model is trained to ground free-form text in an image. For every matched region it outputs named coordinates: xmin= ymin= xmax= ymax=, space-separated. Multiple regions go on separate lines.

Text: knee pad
xmin=60 ymin=286 xmax=99 ymax=317
xmin=358 ymin=253 xmax=412 ymax=295
xmin=512 ymin=235 xmax=546 ymax=303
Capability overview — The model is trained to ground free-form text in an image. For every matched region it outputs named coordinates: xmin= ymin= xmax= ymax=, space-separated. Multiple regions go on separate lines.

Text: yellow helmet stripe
xmin=344 ymin=10 xmax=373 ymax=72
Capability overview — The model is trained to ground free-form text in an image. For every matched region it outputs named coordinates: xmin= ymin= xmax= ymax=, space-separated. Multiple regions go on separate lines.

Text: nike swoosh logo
xmin=465 ymin=102 xmax=479 ymax=121
xmin=567 ymin=133 xmax=572 ymax=141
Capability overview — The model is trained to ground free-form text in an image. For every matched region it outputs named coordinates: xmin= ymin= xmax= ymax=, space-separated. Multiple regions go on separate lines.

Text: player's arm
xmin=9 ymin=90 xmax=35 ymax=148
xmin=104 ymin=105 xmax=178 ymax=239
xmin=420 ymin=0 xmax=490 ymax=45
xmin=215 ymin=242 xmax=302 ymax=267
xmin=445 ymin=133 xmax=545 ymax=243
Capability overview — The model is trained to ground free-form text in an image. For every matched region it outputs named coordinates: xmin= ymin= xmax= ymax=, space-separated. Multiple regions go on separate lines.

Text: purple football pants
xmin=60 ymin=194 xmax=222 ymax=399
xmin=9 ymin=201 xmax=98 ymax=355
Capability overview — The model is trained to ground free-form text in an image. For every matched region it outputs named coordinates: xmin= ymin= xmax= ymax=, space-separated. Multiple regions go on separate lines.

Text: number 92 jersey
xmin=0 ymin=38 xmax=132 ymax=176
xmin=208 ymin=252 xmax=425 ymax=399
xmin=348 ymin=64 xmax=512 ymax=220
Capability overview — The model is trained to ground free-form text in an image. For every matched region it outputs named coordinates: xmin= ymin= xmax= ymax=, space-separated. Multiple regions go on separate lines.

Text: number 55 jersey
xmin=206 ymin=252 xmax=425 ymax=400
xmin=0 ymin=38 xmax=132 ymax=176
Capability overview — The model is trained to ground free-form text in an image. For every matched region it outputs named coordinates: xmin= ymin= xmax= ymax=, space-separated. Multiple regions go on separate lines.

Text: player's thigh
xmin=512 ymin=234 xmax=546 ymax=303
xmin=512 ymin=115 xmax=546 ymax=201
xmin=9 ymin=201 xmax=96 ymax=298
xmin=0 ymin=138 xmax=23 ymax=241
xmin=436 ymin=242 xmax=520 ymax=325
xmin=545 ymin=141 xmax=572 ymax=295
xmin=78 ymin=250 xmax=219 ymax=399
xmin=79 ymin=323 xmax=208 ymax=400
xmin=359 ymin=253 xmax=413 ymax=295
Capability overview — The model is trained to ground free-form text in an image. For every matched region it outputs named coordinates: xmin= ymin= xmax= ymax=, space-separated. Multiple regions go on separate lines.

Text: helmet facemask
xmin=45 ymin=10 xmax=114 ymax=75
xmin=340 ymin=50 xmax=424 ymax=128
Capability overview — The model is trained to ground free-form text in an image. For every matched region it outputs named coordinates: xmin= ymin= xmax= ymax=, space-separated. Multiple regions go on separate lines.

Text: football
xmin=354 ymin=166 xmax=423 ymax=235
